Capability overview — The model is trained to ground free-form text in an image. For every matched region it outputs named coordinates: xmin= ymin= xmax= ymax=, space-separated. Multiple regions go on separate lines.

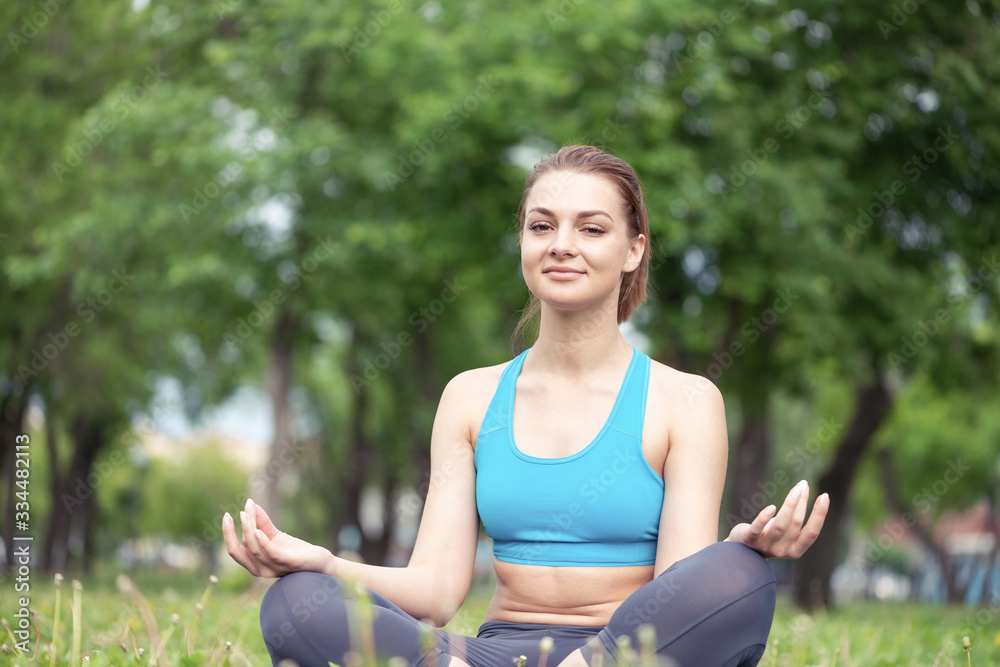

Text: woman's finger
xmin=789 ymin=481 xmax=810 ymax=530
xmin=254 ymin=527 xmax=279 ymax=565
xmin=251 ymin=500 xmax=280 ymax=536
xmin=223 ymin=513 xmax=260 ymax=576
xmin=245 ymin=498 xmax=258 ymax=535
xmin=767 ymin=481 xmax=803 ymax=540
xmin=240 ymin=510 xmax=264 ymax=560
xmin=242 ymin=507 xmax=286 ymax=576
xmin=791 ymin=493 xmax=830 ymax=554
xmin=749 ymin=504 xmax=776 ymax=538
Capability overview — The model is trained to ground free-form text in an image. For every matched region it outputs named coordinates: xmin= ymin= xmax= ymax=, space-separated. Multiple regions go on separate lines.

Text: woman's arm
xmin=648 ymin=371 xmax=829 ymax=570
xmin=224 ymin=372 xmax=481 ymax=627
xmin=653 ymin=376 xmax=730 ymax=578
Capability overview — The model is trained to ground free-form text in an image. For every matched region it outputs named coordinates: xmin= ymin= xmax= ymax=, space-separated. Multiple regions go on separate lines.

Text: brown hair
xmin=511 ymin=145 xmax=651 ymax=351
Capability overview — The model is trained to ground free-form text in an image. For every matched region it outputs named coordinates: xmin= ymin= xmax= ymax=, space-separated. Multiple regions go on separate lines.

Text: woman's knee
xmin=692 ymin=541 xmax=774 ymax=584
xmin=715 ymin=541 xmax=773 ymax=574
xmin=653 ymin=541 xmax=776 ymax=623
xmin=704 ymin=543 xmax=777 ymax=637
xmin=701 ymin=542 xmax=775 ymax=601
xmin=259 ymin=571 xmax=349 ymax=648
xmin=638 ymin=543 xmax=774 ymax=660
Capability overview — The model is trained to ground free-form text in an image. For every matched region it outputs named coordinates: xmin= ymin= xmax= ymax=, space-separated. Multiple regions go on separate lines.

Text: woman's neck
xmin=528 ymin=303 xmax=633 ymax=381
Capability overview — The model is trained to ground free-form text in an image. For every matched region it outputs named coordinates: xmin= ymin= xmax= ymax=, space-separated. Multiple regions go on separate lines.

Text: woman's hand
xmin=725 ymin=480 xmax=829 ymax=559
xmin=222 ymin=498 xmax=334 ymax=578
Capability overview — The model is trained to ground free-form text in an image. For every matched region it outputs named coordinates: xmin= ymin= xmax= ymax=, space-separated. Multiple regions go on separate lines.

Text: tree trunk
xmin=380 ymin=477 xmax=399 ymax=563
xmin=338 ymin=390 xmax=371 ymax=556
xmin=413 ymin=326 xmax=438 ymax=410
xmin=42 ymin=408 xmax=66 ymax=572
xmin=794 ymin=372 xmax=893 ymax=610
xmin=334 ymin=330 xmax=374 ymax=554
xmin=259 ymin=309 xmax=298 ymax=517
xmin=726 ymin=408 xmax=772 ymax=530
xmin=722 ymin=297 xmax=776 ymax=532
xmin=411 ymin=327 xmax=436 ymax=511
xmin=45 ymin=408 xmax=60 ymax=504
xmin=81 ymin=488 xmax=97 ymax=575
xmin=42 ymin=413 xmax=106 ymax=574
xmin=359 ymin=477 xmax=396 ymax=566
xmin=877 ymin=448 xmax=964 ymax=603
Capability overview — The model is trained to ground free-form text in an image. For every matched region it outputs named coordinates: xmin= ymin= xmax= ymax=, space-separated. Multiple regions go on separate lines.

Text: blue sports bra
xmin=474 ymin=346 xmax=665 ymax=567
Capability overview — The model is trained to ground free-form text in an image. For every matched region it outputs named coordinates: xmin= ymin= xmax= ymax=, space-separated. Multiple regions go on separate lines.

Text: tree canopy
xmin=2 ymin=0 xmax=998 ymax=607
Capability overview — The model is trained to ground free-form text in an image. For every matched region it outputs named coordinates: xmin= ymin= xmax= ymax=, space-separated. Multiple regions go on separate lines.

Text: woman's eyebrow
xmin=527 ymin=207 xmax=613 ymax=220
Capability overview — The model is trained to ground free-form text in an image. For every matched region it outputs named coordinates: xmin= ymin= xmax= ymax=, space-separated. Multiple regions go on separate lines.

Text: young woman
xmin=222 ymin=145 xmax=829 ymax=667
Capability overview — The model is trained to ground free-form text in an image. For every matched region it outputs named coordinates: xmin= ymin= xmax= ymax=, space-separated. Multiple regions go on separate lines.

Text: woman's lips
xmin=544 ymin=269 xmax=584 ymax=280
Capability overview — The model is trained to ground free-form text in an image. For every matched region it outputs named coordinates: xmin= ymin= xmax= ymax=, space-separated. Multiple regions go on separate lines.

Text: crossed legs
xmin=577 ymin=542 xmax=776 ymax=666
xmin=259 ymin=542 xmax=775 ymax=667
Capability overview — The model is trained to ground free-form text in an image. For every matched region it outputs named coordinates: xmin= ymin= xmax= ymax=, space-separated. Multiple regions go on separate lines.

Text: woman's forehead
xmin=526 ymin=171 xmax=622 ymax=214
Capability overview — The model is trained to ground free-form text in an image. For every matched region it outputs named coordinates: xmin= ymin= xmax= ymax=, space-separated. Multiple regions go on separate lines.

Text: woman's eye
xmin=527 ymin=222 xmax=604 ymax=234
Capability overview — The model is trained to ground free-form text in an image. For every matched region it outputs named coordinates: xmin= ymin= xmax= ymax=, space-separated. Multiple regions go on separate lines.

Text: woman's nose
xmin=548 ymin=227 xmax=578 ymax=256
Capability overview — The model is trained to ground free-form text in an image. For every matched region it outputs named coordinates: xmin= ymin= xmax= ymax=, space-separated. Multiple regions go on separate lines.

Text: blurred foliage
xmin=853 ymin=372 xmax=1000 ymax=529
xmin=101 ymin=441 xmax=248 ymax=550
xmin=1 ymin=0 xmax=998 ymax=595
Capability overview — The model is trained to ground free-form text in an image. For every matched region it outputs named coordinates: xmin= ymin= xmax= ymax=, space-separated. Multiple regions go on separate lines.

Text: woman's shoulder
xmin=440 ymin=356 xmax=519 ymax=446
xmin=644 ymin=357 xmax=727 ymax=462
xmin=646 ymin=355 xmax=725 ymax=412
xmin=445 ymin=356 xmax=515 ymax=395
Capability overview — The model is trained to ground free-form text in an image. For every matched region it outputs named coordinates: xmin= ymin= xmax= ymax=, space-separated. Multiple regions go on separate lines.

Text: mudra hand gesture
xmin=725 ymin=480 xmax=829 ymax=559
xmin=222 ymin=498 xmax=333 ymax=578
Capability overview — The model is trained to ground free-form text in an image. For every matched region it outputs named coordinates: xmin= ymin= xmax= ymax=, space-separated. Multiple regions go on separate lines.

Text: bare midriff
xmin=483 ymin=559 xmax=655 ymax=626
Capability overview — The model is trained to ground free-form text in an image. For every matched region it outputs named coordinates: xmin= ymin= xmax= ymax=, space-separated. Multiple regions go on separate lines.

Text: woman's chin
xmin=535 ymin=298 xmax=609 ymax=317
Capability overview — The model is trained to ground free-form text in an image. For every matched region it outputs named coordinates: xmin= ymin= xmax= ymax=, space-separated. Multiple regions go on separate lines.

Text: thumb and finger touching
xmin=223 ymin=512 xmax=263 ymax=576
xmin=738 ymin=482 xmax=830 ymax=557
xmin=251 ymin=501 xmax=282 ymax=538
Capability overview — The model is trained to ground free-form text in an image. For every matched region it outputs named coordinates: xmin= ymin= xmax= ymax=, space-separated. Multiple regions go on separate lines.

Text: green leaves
xmin=3 ymin=0 xmax=998 ymax=577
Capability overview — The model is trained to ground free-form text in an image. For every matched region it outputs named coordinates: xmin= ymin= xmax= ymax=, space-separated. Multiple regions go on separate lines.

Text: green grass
xmin=2 ymin=566 xmax=998 ymax=666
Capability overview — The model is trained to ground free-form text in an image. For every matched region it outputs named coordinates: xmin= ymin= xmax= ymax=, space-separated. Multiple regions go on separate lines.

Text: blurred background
xmin=2 ymin=0 xmax=999 ymax=616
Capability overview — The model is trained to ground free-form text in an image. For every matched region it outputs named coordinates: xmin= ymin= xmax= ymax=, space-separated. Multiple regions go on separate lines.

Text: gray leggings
xmin=259 ymin=542 xmax=776 ymax=667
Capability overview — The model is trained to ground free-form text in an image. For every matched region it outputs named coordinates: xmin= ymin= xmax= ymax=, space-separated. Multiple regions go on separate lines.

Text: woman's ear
xmin=625 ymin=233 xmax=646 ymax=272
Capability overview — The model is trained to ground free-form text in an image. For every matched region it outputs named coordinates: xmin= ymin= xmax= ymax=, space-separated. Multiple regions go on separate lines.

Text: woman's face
xmin=520 ymin=170 xmax=645 ymax=315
